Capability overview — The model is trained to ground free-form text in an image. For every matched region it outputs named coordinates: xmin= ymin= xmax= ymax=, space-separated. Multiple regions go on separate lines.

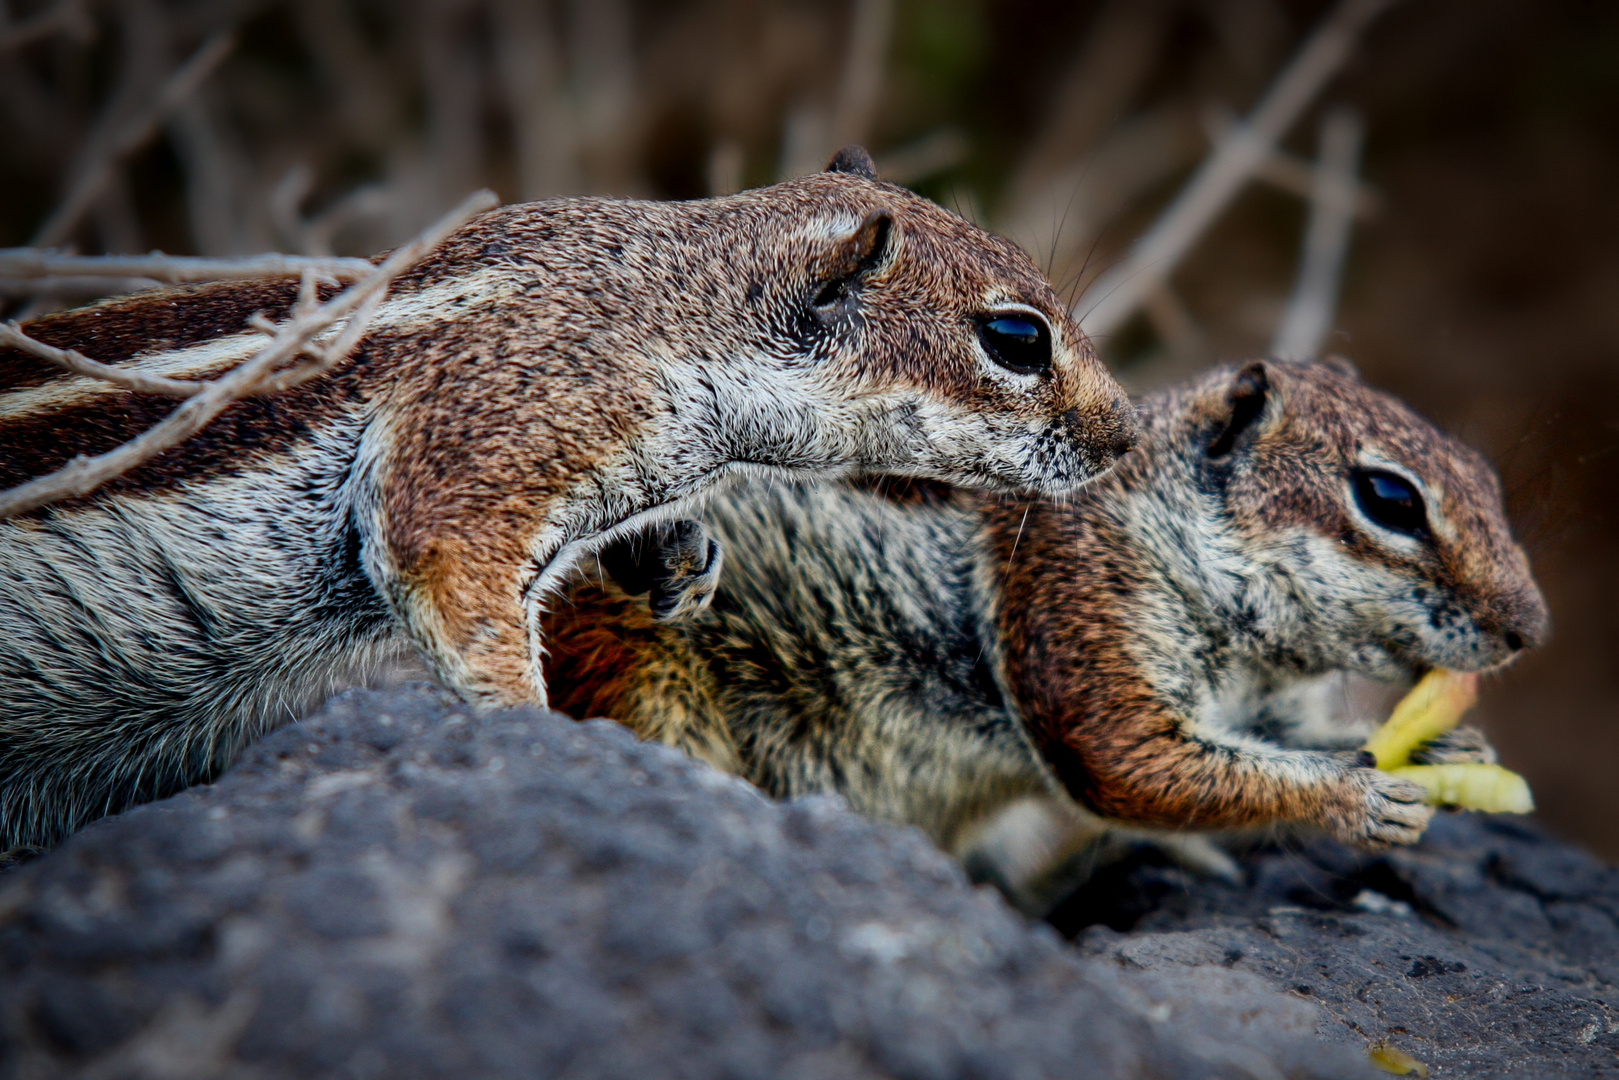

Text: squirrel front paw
xmin=1328 ymin=764 xmax=1434 ymax=849
xmin=599 ymin=519 xmax=723 ymax=622
xmin=1408 ymin=724 xmax=1498 ymax=766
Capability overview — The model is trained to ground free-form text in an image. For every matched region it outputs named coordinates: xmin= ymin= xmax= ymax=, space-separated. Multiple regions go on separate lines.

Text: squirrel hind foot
xmin=600 ymin=520 xmax=722 ymax=623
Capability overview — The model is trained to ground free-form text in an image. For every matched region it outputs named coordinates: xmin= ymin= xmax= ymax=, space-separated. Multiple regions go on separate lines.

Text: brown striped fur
xmin=0 ymin=159 xmax=1137 ymax=849
xmin=543 ymin=360 xmax=1546 ymax=902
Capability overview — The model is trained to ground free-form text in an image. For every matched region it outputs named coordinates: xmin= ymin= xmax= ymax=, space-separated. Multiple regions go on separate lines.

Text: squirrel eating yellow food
xmin=1367 ymin=669 xmax=1534 ymax=814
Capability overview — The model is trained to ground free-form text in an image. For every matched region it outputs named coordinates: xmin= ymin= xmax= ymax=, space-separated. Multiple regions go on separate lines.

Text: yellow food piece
xmin=1363 ymin=668 xmax=1535 ymax=814
xmin=1363 ymin=668 xmax=1479 ymax=769
xmin=1391 ymin=764 xmax=1535 ymax=814
xmin=1367 ymin=1039 xmax=1429 ymax=1077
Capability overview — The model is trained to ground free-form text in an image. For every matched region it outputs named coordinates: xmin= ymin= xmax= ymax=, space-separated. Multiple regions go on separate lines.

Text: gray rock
xmin=1058 ymin=814 xmax=1619 ymax=1079
xmin=0 ymin=687 xmax=1362 ymax=1080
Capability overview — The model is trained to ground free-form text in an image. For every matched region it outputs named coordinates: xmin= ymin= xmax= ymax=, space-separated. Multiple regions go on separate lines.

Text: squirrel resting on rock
xmin=0 ymin=147 xmax=1139 ymax=850
xmin=544 ymin=359 xmax=1548 ymax=910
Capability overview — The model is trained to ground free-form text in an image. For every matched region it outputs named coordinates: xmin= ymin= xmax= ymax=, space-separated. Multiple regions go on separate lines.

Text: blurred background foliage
xmin=2 ymin=0 xmax=1617 ymax=855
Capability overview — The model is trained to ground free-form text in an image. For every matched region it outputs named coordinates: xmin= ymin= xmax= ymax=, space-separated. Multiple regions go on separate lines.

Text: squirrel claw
xmin=1408 ymin=724 xmax=1498 ymax=766
xmin=1333 ymin=768 xmax=1434 ymax=849
xmin=600 ymin=520 xmax=722 ymax=622
xmin=647 ymin=520 xmax=722 ymax=622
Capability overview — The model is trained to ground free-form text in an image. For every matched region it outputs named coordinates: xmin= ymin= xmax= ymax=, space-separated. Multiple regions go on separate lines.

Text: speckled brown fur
xmin=982 ymin=360 xmax=1546 ymax=840
xmin=0 ymin=157 xmax=1137 ymax=849
xmin=544 ymin=360 xmax=1547 ymax=874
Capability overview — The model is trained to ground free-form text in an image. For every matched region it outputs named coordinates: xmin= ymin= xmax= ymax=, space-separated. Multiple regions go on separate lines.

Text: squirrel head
xmin=1182 ymin=358 xmax=1547 ymax=680
xmin=721 ymin=149 xmax=1138 ymax=496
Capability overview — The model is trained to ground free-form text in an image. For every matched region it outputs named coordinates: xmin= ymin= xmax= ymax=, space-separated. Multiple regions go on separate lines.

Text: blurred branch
xmin=0 ymin=0 xmax=92 ymax=52
xmin=706 ymin=140 xmax=745 ymax=197
xmin=0 ymin=250 xmax=376 ymax=284
xmin=877 ymin=128 xmax=968 ymax=187
xmin=169 ymin=94 xmax=254 ymax=256
xmin=1002 ymin=0 xmax=1171 ymax=236
xmin=1005 ymin=103 xmax=1202 ymax=278
xmin=0 ymin=189 xmax=496 ymax=519
xmin=420 ymin=0 xmax=485 ymax=213
xmin=31 ymin=29 xmax=236 ymax=248
xmin=1201 ymin=106 xmax=1380 ymax=220
xmin=1142 ymin=284 xmax=1209 ymax=363
xmin=0 ymin=276 xmax=160 ymax=298
xmin=1271 ymin=106 xmax=1364 ymax=359
xmin=567 ymin=0 xmax=639 ymax=193
xmin=1076 ymin=0 xmax=1399 ymax=339
xmin=292 ymin=0 xmax=400 ymax=153
xmin=493 ymin=0 xmax=577 ymax=200
xmin=830 ymin=0 xmax=895 ymax=150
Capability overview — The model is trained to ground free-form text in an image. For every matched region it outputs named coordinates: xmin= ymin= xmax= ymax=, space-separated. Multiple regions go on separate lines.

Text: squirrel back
xmin=0 ymin=153 xmax=1139 ymax=850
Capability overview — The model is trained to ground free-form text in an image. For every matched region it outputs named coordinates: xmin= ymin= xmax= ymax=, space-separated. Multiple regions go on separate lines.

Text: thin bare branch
xmin=31 ymin=30 xmax=236 ymax=248
xmin=0 ymin=0 xmax=92 ymax=53
xmin=0 ymin=276 xmax=161 ymax=299
xmin=0 ymin=321 xmax=207 ymax=396
xmin=830 ymin=0 xmax=895 ymax=151
xmin=1076 ymin=0 xmax=1400 ymax=340
xmin=0 ymin=189 xmax=497 ymax=520
xmin=877 ymin=129 xmax=969 ymax=187
xmin=0 ymin=251 xmax=377 ymax=284
xmin=1201 ymin=107 xmax=1380 ymax=219
xmin=1271 ymin=106 xmax=1365 ymax=360
xmin=1001 ymin=0 xmax=1171 ymax=236
xmin=251 ymin=283 xmax=390 ymax=395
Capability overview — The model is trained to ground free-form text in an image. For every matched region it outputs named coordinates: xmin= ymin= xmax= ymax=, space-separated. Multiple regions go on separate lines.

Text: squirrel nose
xmin=1064 ymin=400 xmax=1140 ymax=466
xmin=1110 ymin=423 xmax=1139 ymax=461
xmin=1495 ymin=592 xmax=1549 ymax=654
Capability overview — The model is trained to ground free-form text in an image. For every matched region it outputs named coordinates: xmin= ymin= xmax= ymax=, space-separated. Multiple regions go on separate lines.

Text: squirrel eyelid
xmin=1351 ymin=467 xmax=1430 ymax=538
xmin=977 ymin=309 xmax=1052 ymax=375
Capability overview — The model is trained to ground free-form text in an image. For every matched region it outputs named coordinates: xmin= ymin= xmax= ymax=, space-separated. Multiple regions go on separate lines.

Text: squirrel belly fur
xmin=0 ymin=149 xmax=1138 ymax=849
xmin=545 ymin=359 xmax=1548 ymax=906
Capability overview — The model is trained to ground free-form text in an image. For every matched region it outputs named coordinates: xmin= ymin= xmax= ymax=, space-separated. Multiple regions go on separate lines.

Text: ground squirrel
xmin=0 ymin=149 xmax=1139 ymax=849
xmin=544 ymin=359 xmax=1547 ymax=901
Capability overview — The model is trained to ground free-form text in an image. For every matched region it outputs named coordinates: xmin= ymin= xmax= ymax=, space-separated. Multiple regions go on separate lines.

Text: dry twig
xmin=1001 ymin=0 xmax=1171 ymax=240
xmin=0 ymin=189 xmax=497 ymax=520
xmin=1076 ymin=0 xmax=1400 ymax=340
xmin=0 ymin=0 xmax=92 ymax=52
xmin=0 ymin=251 xmax=376 ymax=285
xmin=830 ymin=0 xmax=895 ymax=151
xmin=31 ymin=30 xmax=236 ymax=249
xmin=1200 ymin=107 xmax=1380 ymax=220
xmin=1271 ymin=107 xmax=1365 ymax=360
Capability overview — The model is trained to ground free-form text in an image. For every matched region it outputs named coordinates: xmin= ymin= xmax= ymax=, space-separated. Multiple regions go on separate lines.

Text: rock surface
xmin=1056 ymin=814 xmax=1619 ymax=1079
xmin=0 ymin=686 xmax=1362 ymax=1080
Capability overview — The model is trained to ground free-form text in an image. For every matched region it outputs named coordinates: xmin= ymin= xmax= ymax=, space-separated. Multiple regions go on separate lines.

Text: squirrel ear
xmin=809 ymin=211 xmax=896 ymax=313
xmin=825 ymin=145 xmax=877 ymax=179
xmin=1207 ymin=361 xmax=1271 ymax=459
xmin=819 ymin=210 xmax=896 ymax=291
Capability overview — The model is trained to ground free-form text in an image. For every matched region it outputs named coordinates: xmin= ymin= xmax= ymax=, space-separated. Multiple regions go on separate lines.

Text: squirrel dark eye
xmin=1352 ymin=468 xmax=1429 ymax=538
xmin=978 ymin=314 xmax=1051 ymax=375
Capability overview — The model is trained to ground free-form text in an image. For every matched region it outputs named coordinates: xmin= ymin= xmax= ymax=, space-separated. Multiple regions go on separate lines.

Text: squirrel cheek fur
xmin=986 ymin=359 xmax=1548 ymax=847
xmin=0 ymin=150 xmax=1137 ymax=849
